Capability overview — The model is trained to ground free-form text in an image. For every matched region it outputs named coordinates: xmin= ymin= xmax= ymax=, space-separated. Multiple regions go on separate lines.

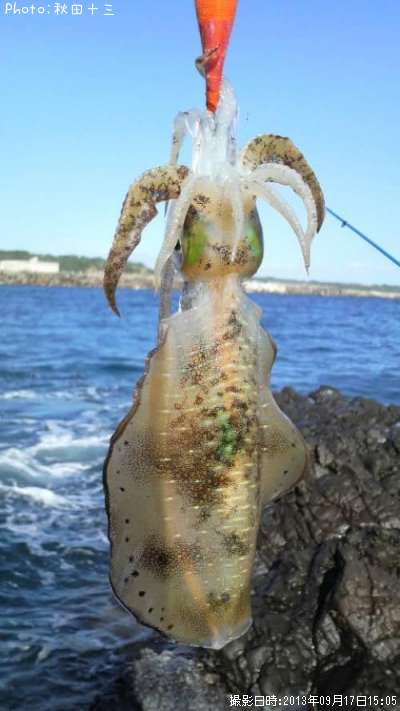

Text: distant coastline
xmin=1 ymin=249 xmax=399 ymax=299
xmin=1 ymin=269 xmax=400 ymax=300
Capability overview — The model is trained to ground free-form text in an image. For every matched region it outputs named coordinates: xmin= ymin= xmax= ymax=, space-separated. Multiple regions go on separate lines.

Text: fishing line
xmin=326 ymin=207 xmax=400 ymax=269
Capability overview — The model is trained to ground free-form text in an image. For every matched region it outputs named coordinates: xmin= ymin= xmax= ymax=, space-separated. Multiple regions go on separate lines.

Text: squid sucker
xmin=103 ymin=82 xmax=325 ymax=649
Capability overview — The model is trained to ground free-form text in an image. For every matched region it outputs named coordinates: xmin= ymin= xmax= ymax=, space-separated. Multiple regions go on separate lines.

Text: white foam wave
xmin=0 ymin=386 xmax=104 ymax=402
xmin=0 ymin=448 xmax=87 ymax=481
xmin=34 ymin=423 xmax=108 ymax=462
xmin=0 ymin=420 xmax=108 ymax=483
xmin=0 ymin=483 xmax=71 ymax=508
xmin=1 ymin=389 xmax=39 ymax=400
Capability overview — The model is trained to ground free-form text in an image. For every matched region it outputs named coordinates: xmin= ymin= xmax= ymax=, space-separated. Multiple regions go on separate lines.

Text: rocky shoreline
xmin=90 ymin=386 xmax=400 ymax=709
xmin=1 ymin=270 xmax=399 ymax=299
xmin=0 ymin=270 xmax=154 ymax=291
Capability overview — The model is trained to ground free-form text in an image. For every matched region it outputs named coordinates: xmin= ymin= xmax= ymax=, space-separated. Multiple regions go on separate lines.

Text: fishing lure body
xmin=195 ymin=0 xmax=239 ymax=112
xmin=103 ymin=84 xmax=324 ymax=648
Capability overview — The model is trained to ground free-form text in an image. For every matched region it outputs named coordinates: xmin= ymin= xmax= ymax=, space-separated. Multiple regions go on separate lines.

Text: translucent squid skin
xmin=104 ymin=273 xmax=309 ymax=648
xmin=103 ymin=84 xmax=323 ymax=648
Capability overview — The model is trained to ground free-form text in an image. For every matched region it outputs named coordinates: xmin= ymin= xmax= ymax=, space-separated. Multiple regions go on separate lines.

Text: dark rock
xmin=132 ymin=650 xmax=228 ymax=710
xmin=91 ymin=389 xmax=400 ymax=709
xmin=389 ymin=422 xmax=400 ymax=453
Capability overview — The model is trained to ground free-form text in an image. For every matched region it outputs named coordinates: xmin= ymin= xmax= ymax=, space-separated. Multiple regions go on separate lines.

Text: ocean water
xmin=0 ymin=285 xmax=399 ymax=710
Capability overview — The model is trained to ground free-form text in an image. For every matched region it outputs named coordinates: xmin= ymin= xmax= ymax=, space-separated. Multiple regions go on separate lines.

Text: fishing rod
xmin=326 ymin=207 xmax=400 ymax=270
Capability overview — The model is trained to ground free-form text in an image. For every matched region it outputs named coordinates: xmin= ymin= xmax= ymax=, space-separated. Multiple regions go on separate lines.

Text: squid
xmin=103 ymin=79 xmax=324 ymax=649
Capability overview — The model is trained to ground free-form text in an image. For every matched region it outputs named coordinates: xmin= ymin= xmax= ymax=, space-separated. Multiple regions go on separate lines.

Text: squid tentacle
xmin=157 ymin=250 xmax=180 ymax=343
xmin=104 ymin=165 xmax=189 ymax=315
xmin=249 ymin=164 xmax=318 ymax=268
xmin=243 ymin=179 xmax=306 ymax=257
xmin=169 ymin=110 xmax=203 ymax=167
xmin=239 ymin=134 xmax=325 ymax=232
xmin=154 ymin=173 xmax=200 ymax=290
xmin=227 ymin=177 xmax=245 ymax=261
xmin=164 ymin=111 xmax=199 ymax=217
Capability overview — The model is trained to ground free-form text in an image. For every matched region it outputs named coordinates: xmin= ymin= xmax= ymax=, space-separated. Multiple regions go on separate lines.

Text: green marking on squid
xmin=245 ymin=223 xmax=263 ymax=259
xmin=182 ymin=221 xmax=208 ymax=266
xmin=216 ymin=411 xmax=237 ymax=464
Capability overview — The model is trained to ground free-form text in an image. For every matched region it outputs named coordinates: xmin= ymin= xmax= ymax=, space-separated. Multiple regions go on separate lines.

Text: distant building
xmin=0 ymin=256 xmax=59 ymax=274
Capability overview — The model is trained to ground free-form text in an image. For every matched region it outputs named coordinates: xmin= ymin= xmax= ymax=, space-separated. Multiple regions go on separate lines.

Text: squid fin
xmin=256 ymin=327 xmax=311 ymax=506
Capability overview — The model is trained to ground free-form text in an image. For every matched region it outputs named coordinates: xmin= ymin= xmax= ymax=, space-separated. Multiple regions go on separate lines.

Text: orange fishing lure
xmin=195 ymin=0 xmax=238 ymax=112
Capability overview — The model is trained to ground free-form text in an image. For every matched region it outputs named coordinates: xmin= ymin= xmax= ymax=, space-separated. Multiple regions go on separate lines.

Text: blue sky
xmin=1 ymin=0 xmax=399 ymax=285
